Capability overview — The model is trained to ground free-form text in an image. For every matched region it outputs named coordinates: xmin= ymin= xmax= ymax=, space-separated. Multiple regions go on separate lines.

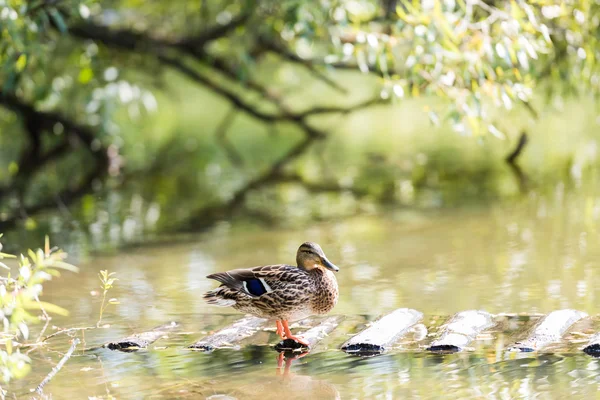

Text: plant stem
xmin=97 ymin=290 xmax=107 ymax=328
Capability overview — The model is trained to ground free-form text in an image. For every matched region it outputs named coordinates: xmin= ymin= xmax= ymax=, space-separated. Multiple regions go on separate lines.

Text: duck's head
xmin=296 ymin=242 xmax=339 ymax=272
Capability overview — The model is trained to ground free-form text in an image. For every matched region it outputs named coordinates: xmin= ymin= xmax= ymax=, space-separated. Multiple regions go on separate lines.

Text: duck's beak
xmin=321 ymin=257 xmax=339 ymax=272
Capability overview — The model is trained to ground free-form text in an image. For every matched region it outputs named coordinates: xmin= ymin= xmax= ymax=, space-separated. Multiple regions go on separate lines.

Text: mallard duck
xmin=203 ymin=242 xmax=339 ymax=346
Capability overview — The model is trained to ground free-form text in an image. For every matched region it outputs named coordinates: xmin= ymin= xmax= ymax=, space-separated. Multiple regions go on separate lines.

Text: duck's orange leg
xmin=275 ymin=320 xmax=285 ymax=339
xmin=281 ymin=320 xmax=310 ymax=347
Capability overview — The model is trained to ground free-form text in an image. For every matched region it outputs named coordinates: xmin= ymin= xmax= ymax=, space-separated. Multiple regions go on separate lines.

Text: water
xmin=8 ymin=184 xmax=600 ymax=399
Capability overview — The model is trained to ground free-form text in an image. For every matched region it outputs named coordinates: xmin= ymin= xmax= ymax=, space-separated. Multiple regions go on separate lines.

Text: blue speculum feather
xmin=245 ymin=279 xmax=267 ymax=296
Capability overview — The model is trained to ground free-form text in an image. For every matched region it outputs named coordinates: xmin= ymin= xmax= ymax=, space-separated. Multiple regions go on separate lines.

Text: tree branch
xmin=67 ymin=21 xmax=384 ymax=127
xmin=279 ymin=173 xmax=369 ymax=197
xmin=182 ymin=135 xmax=317 ymax=231
xmin=506 ymin=131 xmax=528 ymax=165
xmin=61 ymin=19 xmax=390 ymax=233
xmin=0 ymin=93 xmax=101 ymax=149
xmin=293 ymin=97 xmax=388 ymax=119
xmin=505 ymin=131 xmax=529 ymax=193
xmin=69 ymin=7 xmax=251 ymax=54
xmin=174 ymin=10 xmax=252 ymax=53
xmin=35 ymin=338 xmax=80 ymax=395
xmin=214 ymin=107 xmax=244 ymax=167
xmin=0 ymin=93 xmax=109 ymax=230
xmin=256 ymin=37 xmax=348 ymax=94
xmin=157 ymin=54 xmax=290 ymax=124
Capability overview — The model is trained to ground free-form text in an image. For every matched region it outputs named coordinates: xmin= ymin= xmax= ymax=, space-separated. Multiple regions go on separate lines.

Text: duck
xmin=203 ymin=242 xmax=339 ymax=346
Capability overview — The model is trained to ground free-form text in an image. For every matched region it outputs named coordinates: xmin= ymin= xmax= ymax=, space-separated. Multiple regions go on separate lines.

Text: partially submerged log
xmin=427 ymin=310 xmax=495 ymax=353
xmin=582 ymin=333 xmax=600 ymax=357
xmin=341 ymin=308 xmax=423 ymax=355
xmin=189 ymin=316 xmax=267 ymax=351
xmin=507 ymin=309 xmax=588 ymax=352
xmin=275 ymin=316 xmax=342 ymax=352
xmin=104 ymin=321 xmax=179 ymax=352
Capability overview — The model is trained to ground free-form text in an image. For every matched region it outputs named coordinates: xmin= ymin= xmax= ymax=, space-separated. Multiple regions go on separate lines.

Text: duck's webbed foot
xmin=285 ymin=334 xmax=310 ymax=347
xmin=281 ymin=320 xmax=310 ymax=347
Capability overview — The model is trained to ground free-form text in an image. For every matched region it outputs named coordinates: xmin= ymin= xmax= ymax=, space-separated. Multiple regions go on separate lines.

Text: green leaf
xmin=78 ymin=67 xmax=94 ymax=84
xmin=7 ymin=162 xmax=18 ymax=176
xmin=27 ymin=250 xmax=37 ymax=264
xmin=36 ymin=249 xmax=44 ymax=263
xmin=49 ymin=261 xmax=79 ymax=273
xmin=24 ymin=218 xmax=37 ymax=231
xmin=25 ymin=301 xmax=69 ymax=317
xmin=15 ymin=54 xmax=27 ymax=72
xmin=45 ymin=268 xmax=62 ymax=277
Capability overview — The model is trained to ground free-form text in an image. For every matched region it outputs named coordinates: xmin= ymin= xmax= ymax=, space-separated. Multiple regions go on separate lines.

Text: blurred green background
xmin=2 ymin=0 xmax=600 ymax=251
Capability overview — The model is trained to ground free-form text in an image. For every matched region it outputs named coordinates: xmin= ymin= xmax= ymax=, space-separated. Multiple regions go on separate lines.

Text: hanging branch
xmin=215 ymin=107 xmax=244 ymax=167
xmin=181 ymin=134 xmax=316 ymax=231
xmin=0 ymin=93 xmax=109 ymax=231
xmin=505 ymin=131 xmax=529 ymax=193
xmin=256 ymin=36 xmax=348 ymax=94
xmin=506 ymin=131 xmax=528 ymax=165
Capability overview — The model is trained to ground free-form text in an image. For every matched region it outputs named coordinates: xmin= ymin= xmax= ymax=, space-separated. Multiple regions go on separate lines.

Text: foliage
xmin=1 ymin=0 xmax=155 ymax=130
xmin=97 ymin=269 xmax=118 ymax=327
xmin=0 ymin=235 xmax=78 ymax=383
xmin=275 ymin=0 xmax=600 ymax=135
xmin=2 ymin=0 xmax=600 ymax=234
xmin=3 ymin=1 xmax=599 ymax=139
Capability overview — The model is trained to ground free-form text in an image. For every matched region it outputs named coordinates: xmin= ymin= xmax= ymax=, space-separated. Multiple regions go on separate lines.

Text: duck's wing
xmin=207 ymin=264 xmax=307 ymax=297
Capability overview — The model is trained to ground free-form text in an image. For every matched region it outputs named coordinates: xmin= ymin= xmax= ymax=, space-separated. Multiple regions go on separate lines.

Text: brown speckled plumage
xmin=203 ymin=242 xmax=339 ymax=346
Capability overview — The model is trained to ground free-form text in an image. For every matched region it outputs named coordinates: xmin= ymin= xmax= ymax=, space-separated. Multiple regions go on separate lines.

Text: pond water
xmin=8 ymin=182 xmax=600 ymax=399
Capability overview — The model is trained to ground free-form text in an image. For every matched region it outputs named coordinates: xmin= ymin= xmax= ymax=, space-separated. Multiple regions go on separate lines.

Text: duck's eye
xmin=301 ymin=250 xmax=313 ymax=254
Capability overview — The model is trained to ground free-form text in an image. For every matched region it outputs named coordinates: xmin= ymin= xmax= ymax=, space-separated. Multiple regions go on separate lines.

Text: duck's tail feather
xmin=203 ymin=287 xmax=237 ymax=307
xmin=206 ymin=271 xmax=247 ymax=291
xmin=205 ymin=269 xmax=260 ymax=306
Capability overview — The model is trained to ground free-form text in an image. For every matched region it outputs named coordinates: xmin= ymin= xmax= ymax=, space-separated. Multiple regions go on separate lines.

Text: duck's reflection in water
xmin=206 ymin=351 xmax=340 ymax=400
